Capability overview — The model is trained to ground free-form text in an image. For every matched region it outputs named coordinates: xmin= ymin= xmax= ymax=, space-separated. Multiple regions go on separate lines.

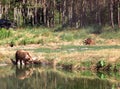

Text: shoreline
xmin=0 ymin=44 xmax=120 ymax=72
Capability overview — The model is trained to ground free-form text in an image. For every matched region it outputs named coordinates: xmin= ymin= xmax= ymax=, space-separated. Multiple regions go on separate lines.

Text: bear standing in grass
xmin=15 ymin=50 xmax=33 ymax=65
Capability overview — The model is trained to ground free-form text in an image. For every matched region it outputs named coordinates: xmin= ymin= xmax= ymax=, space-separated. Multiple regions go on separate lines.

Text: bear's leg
xmin=20 ymin=60 xmax=22 ymax=65
xmin=24 ymin=60 xmax=28 ymax=66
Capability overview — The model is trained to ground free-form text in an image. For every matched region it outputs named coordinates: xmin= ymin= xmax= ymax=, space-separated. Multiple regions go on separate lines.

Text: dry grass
xmin=1 ymin=44 xmax=120 ymax=64
xmin=53 ymin=49 xmax=120 ymax=64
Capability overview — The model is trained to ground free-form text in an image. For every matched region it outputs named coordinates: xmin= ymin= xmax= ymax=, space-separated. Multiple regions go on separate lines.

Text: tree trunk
xmin=95 ymin=0 xmax=101 ymax=25
xmin=52 ymin=0 xmax=56 ymax=27
xmin=0 ymin=2 xmax=2 ymax=19
xmin=62 ymin=0 xmax=66 ymax=27
xmin=68 ymin=0 xmax=73 ymax=27
xmin=118 ymin=0 xmax=120 ymax=28
xmin=110 ymin=0 xmax=114 ymax=28
xmin=58 ymin=2 xmax=61 ymax=24
xmin=34 ymin=0 xmax=38 ymax=25
xmin=14 ymin=7 xmax=17 ymax=22
xmin=43 ymin=0 xmax=47 ymax=26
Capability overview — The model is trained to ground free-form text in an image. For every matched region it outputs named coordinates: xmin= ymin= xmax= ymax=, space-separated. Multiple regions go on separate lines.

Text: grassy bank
xmin=0 ymin=26 xmax=120 ymax=71
xmin=0 ymin=27 xmax=120 ymax=45
xmin=0 ymin=26 xmax=120 ymax=46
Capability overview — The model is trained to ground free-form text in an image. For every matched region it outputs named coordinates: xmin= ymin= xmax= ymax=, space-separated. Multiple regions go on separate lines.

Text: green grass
xmin=0 ymin=28 xmax=13 ymax=39
xmin=60 ymin=45 xmax=120 ymax=52
xmin=0 ymin=28 xmax=78 ymax=45
xmin=0 ymin=27 xmax=57 ymax=45
xmin=33 ymin=45 xmax=120 ymax=53
xmin=59 ymin=29 xmax=89 ymax=41
xmin=60 ymin=33 xmax=74 ymax=41
xmin=100 ymin=31 xmax=120 ymax=39
xmin=0 ymin=26 xmax=120 ymax=46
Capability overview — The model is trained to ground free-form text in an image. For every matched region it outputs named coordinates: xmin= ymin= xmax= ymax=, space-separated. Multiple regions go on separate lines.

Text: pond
xmin=0 ymin=65 xmax=119 ymax=89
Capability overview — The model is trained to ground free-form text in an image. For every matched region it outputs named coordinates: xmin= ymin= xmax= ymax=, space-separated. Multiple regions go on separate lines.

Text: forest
xmin=0 ymin=0 xmax=120 ymax=29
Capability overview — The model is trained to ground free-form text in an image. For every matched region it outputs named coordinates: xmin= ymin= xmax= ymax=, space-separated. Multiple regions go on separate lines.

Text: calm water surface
xmin=0 ymin=65 xmax=119 ymax=89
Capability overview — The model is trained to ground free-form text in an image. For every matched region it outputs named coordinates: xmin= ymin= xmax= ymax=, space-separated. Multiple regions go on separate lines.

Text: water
xmin=0 ymin=65 xmax=119 ymax=89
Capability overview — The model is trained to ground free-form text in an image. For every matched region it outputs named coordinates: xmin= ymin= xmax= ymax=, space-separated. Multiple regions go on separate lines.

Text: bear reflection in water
xmin=16 ymin=66 xmax=33 ymax=80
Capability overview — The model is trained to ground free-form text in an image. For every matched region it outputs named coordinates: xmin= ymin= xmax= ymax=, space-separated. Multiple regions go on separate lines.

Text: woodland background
xmin=0 ymin=0 xmax=119 ymax=29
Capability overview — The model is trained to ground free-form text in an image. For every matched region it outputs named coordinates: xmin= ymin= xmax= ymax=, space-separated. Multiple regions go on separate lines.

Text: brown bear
xmin=84 ymin=38 xmax=95 ymax=45
xmin=15 ymin=50 xmax=33 ymax=65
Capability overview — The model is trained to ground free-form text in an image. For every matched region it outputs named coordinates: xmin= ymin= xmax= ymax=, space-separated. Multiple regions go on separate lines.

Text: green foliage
xmin=60 ymin=33 xmax=74 ymax=41
xmin=20 ymin=38 xmax=35 ymax=45
xmin=37 ymin=39 xmax=44 ymax=45
xmin=0 ymin=29 xmax=12 ymax=39
xmin=10 ymin=40 xmax=16 ymax=46
xmin=59 ymin=59 xmax=77 ymax=66
xmin=81 ymin=71 xmax=93 ymax=76
xmin=81 ymin=61 xmax=92 ymax=67
xmin=1 ymin=26 xmax=120 ymax=46
xmin=45 ymin=54 xmax=57 ymax=62
xmin=41 ymin=31 xmax=52 ymax=37
xmin=99 ymin=25 xmax=120 ymax=39
xmin=73 ymin=30 xmax=88 ymax=39
xmin=97 ymin=72 xmax=106 ymax=79
xmin=100 ymin=60 xmax=105 ymax=67
xmin=84 ymin=25 xmax=102 ymax=34
xmin=8 ymin=8 xmax=14 ymax=20
xmin=20 ymin=39 xmax=26 ymax=45
xmin=0 ymin=0 xmax=119 ymax=29
xmin=100 ymin=31 xmax=120 ymax=39
xmin=114 ymin=64 xmax=120 ymax=71
xmin=97 ymin=60 xmax=106 ymax=68
xmin=1 ymin=0 xmax=10 ymax=4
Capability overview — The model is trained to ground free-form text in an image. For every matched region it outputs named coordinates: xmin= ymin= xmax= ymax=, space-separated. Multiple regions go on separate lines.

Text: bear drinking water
xmin=15 ymin=50 xmax=33 ymax=65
